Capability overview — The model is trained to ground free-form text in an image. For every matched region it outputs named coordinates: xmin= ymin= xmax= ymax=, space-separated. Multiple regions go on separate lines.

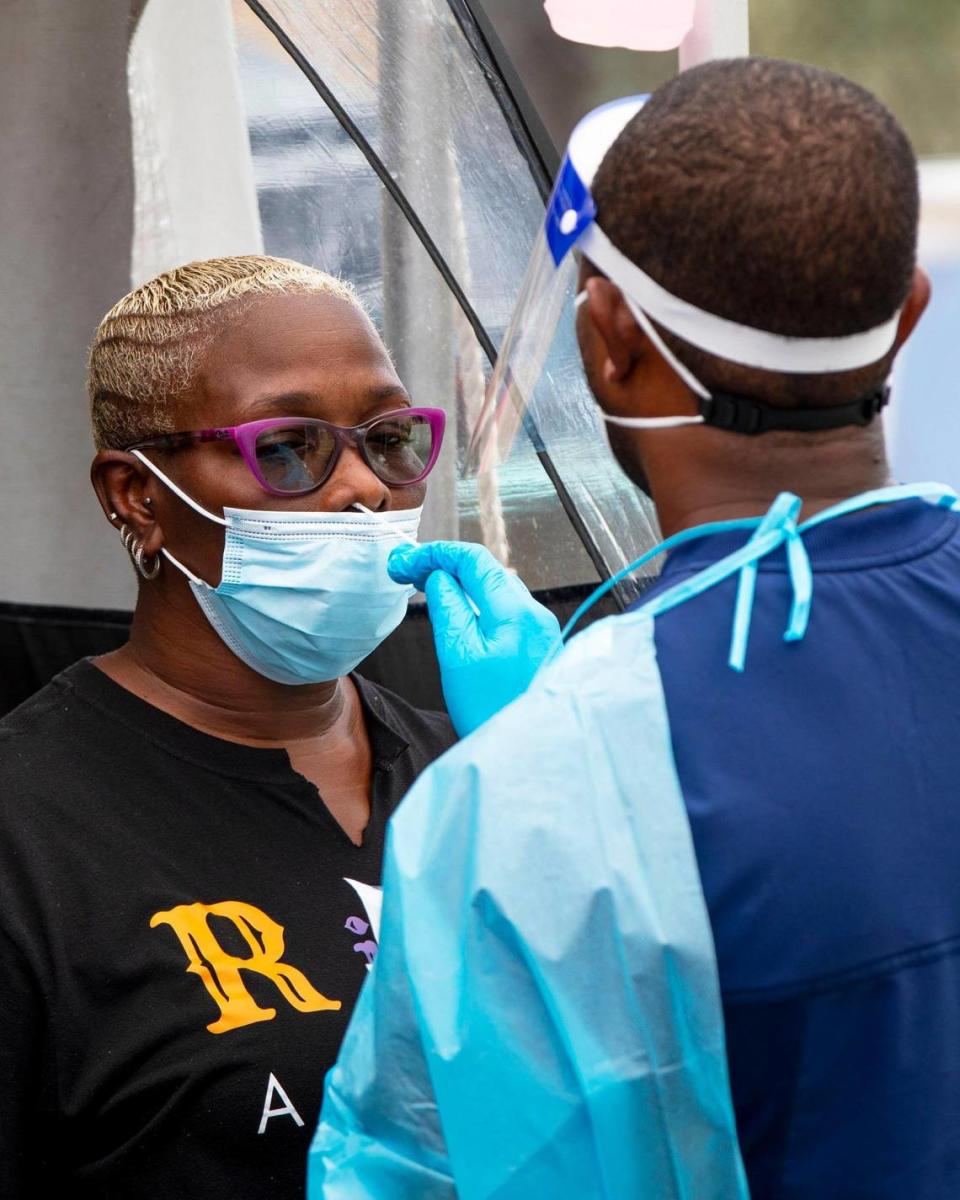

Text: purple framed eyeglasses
xmin=125 ymin=407 xmax=446 ymax=498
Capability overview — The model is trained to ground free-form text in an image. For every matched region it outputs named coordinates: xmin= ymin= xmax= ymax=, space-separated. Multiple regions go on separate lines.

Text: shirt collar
xmin=351 ymin=674 xmax=410 ymax=769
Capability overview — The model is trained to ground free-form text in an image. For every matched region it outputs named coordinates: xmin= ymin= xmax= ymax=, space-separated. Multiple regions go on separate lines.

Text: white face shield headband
xmin=465 ymin=94 xmax=900 ymax=474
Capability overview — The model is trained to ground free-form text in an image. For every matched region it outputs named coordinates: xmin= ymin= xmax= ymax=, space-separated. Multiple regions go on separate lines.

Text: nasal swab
xmin=355 ymin=502 xmax=481 ymax=616
xmin=353 ymin=502 xmax=419 ymax=546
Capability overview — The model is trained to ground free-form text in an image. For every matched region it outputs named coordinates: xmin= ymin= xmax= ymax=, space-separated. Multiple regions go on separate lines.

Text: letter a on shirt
xmin=258 ymin=1073 xmax=305 ymax=1135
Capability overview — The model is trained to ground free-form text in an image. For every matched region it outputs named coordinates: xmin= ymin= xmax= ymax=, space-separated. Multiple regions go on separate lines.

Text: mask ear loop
xmin=159 ymin=546 xmax=206 ymax=586
xmin=130 ymin=449 xmax=226 ymax=586
xmin=575 ymin=290 xmax=708 ymax=429
xmin=130 ymin=450 xmax=228 ymax=526
xmin=623 ymin=295 xmax=711 ymax=402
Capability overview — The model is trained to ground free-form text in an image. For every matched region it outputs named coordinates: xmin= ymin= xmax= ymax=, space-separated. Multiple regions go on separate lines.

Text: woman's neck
xmin=95 ymin=599 xmax=353 ymax=747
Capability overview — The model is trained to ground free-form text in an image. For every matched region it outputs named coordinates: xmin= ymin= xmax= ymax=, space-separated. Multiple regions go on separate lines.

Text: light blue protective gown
xmin=310 ymin=603 xmax=749 ymax=1198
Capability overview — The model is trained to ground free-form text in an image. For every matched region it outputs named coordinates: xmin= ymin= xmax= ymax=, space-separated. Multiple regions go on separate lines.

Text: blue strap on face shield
xmin=544 ymin=96 xmax=650 ymax=267
xmin=544 ymin=153 xmax=596 ymax=267
xmin=564 ymin=482 xmax=960 ymax=674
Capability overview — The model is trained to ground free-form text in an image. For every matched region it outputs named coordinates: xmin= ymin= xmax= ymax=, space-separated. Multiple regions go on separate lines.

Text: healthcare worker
xmin=311 ymin=58 xmax=960 ymax=1199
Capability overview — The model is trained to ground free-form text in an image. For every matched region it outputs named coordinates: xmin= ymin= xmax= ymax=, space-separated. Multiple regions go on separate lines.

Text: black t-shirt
xmin=0 ymin=659 xmax=455 ymax=1199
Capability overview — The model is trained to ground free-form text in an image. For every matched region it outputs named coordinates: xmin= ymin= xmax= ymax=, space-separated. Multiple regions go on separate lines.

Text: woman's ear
xmin=892 ymin=265 xmax=932 ymax=351
xmin=91 ymin=452 xmax=163 ymax=555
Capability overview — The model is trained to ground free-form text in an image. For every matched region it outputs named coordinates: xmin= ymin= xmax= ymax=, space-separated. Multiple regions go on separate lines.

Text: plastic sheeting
xmin=234 ymin=0 xmax=661 ymax=597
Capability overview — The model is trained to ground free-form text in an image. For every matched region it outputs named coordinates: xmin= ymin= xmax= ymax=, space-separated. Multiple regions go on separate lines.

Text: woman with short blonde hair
xmin=0 ymin=255 xmax=453 ymax=1199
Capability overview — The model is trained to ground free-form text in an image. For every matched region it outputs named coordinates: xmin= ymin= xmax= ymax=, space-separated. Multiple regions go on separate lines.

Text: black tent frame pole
xmin=243 ymin=0 xmax=622 ymax=599
xmin=447 ymin=0 xmax=560 ymax=198
xmin=243 ymin=0 xmax=494 ymax=362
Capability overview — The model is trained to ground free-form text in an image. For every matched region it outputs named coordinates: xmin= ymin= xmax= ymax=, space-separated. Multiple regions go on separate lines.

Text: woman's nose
xmin=320 ymin=444 xmax=391 ymax=513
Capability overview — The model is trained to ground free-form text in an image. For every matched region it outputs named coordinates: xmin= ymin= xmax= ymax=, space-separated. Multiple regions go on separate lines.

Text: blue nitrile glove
xmin=388 ymin=541 xmax=562 ymax=737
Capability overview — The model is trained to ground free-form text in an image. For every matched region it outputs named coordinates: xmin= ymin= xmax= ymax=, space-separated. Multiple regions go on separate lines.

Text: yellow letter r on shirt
xmin=151 ymin=900 xmax=341 ymax=1034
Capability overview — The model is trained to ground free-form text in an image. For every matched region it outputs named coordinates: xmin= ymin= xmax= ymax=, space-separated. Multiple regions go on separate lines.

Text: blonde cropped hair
xmin=87 ymin=255 xmax=365 ymax=450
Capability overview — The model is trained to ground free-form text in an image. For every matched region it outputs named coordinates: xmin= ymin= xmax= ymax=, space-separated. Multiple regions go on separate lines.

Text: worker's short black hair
xmin=591 ymin=57 xmax=919 ymax=403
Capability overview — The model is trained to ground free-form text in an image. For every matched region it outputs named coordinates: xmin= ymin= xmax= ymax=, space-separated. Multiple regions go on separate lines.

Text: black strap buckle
xmin=700 ymin=385 xmax=890 ymax=436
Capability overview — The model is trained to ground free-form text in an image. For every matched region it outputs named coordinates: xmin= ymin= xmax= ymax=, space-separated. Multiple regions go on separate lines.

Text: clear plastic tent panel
xmin=232 ymin=0 xmax=660 ymax=596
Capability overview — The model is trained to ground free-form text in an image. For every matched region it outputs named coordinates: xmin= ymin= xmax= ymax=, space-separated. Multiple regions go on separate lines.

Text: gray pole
xmin=378 ymin=0 xmax=459 ymax=542
xmin=0 ymin=0 xmax=142 ymax=608
xmin=679 ymin=0 xmax=750 ymax=68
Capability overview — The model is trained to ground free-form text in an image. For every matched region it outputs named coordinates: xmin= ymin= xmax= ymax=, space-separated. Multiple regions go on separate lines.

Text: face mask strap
xmin=129 ymin=449 xmax=225 ymax=588
xmin=572 ymin=183 xmax=900 ymax=434
xmin=623 ymin=295 xmax=712 ymax=400
xmin=130 ymin=450 xmax=228 ymax=527
xmin=576 ymin=287 xmax=708 ymax=430
xmin=160 ymin=546 xmax=206 ymax=586
xmin=700 ymin=386 xmax=891 ymax=436
xmin=603 ymin=412 xmax=705 ymax=430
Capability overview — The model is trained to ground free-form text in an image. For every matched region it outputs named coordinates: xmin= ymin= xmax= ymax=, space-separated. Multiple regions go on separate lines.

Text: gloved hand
xmin=388 ymin=541 xmax=562 ymax=737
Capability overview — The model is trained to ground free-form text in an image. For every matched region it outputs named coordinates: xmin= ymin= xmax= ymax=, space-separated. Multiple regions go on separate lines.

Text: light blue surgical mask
xmin=132 ymin=451 xmax=421 ymax=685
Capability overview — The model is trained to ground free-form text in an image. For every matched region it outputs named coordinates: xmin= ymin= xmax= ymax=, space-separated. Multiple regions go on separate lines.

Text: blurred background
xmin=481 ymin=1 xmax=960 ymax=157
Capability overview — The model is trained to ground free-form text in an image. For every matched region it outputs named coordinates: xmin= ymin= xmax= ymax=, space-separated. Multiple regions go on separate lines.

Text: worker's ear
xmin=892 ymin=266 xmax=931 ymax=352
xmin=580 ymin=276 xmax=645 ymax=384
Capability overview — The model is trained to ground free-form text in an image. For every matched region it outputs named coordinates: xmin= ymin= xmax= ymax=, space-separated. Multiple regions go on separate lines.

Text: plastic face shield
xmin=465 ymin=96 xmax=647 ymax=477
xmin=466 ymin=93 xmax=904 ymax=474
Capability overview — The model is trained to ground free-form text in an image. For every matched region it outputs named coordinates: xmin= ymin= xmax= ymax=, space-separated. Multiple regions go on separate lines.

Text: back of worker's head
xmin=591 ymin=57 xmax=919 ymax=405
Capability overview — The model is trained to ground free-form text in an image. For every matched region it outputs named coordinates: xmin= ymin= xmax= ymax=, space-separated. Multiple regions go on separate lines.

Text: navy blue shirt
xmin=639 ymin=499 xmax=960 ymax=1198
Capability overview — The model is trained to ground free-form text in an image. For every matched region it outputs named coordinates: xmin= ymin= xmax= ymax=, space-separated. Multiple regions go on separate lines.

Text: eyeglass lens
xmin=363 ymin=412 xmax=433 ymax=485
xmin=254 ymin=424 xmax=337 ymax=493
xmin=253 ymin=413 xmax=434 ymax=493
